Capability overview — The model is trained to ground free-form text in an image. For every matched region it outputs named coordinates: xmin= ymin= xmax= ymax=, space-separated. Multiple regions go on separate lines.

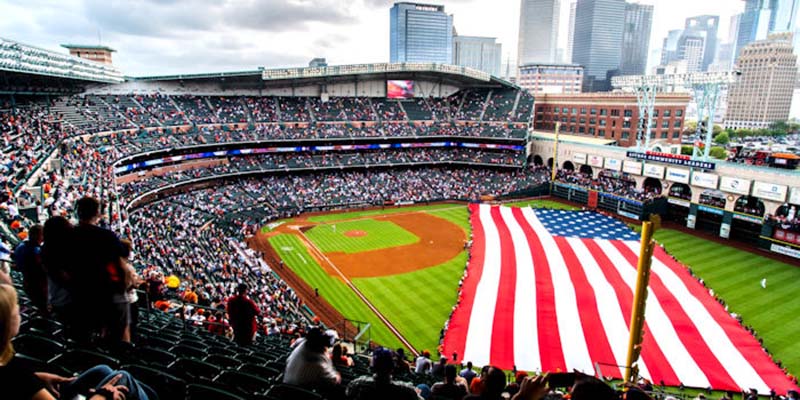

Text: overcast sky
xmin=0 ymin=0 xmax=747 ymax=76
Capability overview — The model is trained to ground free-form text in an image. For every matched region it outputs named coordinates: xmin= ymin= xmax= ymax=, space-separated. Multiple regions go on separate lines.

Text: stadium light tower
xmin=611 ymin=71 xmax=739 ymax=160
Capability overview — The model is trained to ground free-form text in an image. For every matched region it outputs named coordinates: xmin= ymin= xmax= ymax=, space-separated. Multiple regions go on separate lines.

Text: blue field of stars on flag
xmin=533 ymin=208 xmax=641 ymax=241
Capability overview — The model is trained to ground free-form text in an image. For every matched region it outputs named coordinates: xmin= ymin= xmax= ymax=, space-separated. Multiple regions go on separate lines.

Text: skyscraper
xmin=566 ymin=1 xmax=577 ymax=64
xmin=571 ymin=0 xmax=626 ymax=92
xmin=518 ymin=0 xmax=561 ymax=64
xmin=678 ymin=33 xmax=706 ymax=73
xmin=734 ymin=0 xmax=800 ymax=59
xmin=453 ymin=35 xmax=503 ymax=76
xmin=684 ymin=15 xmax=719 ymax=71
xmin=725 ymin=33 xmax=797 ymax=129
xmin=619 ymin=2 xmax=653 ymax=75
xmin=661 ymin=29 xmax=684 ymax=65
xmin=390 ymin=2 xmax=453 ymax=63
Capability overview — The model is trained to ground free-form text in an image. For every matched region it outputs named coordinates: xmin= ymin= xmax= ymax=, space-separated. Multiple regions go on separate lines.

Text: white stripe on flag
xmin=631 ymin=242 xmax=770 ymax=393
xmin=462 ymin=204 xmax=502 ymax=367
xmin=522 ymin=208 xmax=595 ymax=373
xmin=567 ymin=237 xmax=644 ymax=380
xmin=500 ymin=206 xmax=540 ymax=372
xmin=598 ymin=240 xmax=711 ymax=388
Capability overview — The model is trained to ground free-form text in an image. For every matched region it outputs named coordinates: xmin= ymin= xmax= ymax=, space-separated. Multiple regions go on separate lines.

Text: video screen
xmin=387 ymin=80 xmax=415 ymax=99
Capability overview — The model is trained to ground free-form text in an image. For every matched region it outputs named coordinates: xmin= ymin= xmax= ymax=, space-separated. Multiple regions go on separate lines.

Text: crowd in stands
xmin=699 ymin=192 xmax=727 ymax=209
xmin=767 ymin=204 xmax=800 ymax=233
xmin=556 ymin=170 xmax=661 ymax=202
xmin=116 ymin=149 xmax=527 ymax=198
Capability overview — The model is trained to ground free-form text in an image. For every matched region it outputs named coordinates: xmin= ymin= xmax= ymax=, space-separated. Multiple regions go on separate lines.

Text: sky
xmin=0 ymin=0 xmax=747 ymax=77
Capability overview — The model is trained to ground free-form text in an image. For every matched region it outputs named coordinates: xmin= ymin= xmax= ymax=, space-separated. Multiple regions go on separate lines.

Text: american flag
xmin=442 ymin=204 xmax=796 ymax=394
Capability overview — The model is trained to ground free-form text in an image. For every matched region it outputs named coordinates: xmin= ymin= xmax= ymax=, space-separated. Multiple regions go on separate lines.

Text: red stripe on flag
xmin=512 ymin=207 xmax=566 ymax=372
xmin=652 ymin=249 xmax=799 ymax=393
xmin=612 ymin=241 xmax=736 ymax=390
xmin=554 ymin=237 xmax=619 ymax=379
xmin=583 ymin=240 xmax=680 ymax=385
xmin=489 ymin=207 xmax=517 ymax=368
xmin=443 ymin=203 xmax=487 ymax=363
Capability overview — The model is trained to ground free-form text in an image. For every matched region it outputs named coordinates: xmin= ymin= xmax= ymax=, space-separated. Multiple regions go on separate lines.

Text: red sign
xmin=645 ymin=151 xmax=691 ymax=161
xmin=588 ymin=190 xmax=599 ymax=209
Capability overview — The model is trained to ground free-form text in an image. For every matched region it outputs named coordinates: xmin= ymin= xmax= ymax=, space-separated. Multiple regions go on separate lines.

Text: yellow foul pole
xmin=624 ymin=221 xmax=656 ymax=383
xmin=551 ymin=122 xmax=560 ymax=184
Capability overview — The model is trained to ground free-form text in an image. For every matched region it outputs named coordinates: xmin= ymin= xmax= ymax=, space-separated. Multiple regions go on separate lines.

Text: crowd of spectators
xmin=556 ymin=170 xmax=661 ymax=202
xmin=767 ymin=204 xmax=799 ymax=233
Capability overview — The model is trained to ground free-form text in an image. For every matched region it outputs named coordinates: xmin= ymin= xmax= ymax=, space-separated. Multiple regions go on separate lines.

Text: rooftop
xmin=60 ymin=44 xmax=116 ymax=52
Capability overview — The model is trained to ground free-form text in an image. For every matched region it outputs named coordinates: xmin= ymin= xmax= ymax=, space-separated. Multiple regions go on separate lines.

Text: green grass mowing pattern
xmin=268 ymin=233 xmax=403 ymax=350
xmin=654 ymin=229 xmax=800 ymax=377
xmin=426 ymin=206 xmax=470 ymax=234
xmin=353 ymin=250 xmax=468 ymax=353
xmin=305 ymin=219 xmax=419 ymax=254
xmin=306 ymin=204 xmax=459 ymax=223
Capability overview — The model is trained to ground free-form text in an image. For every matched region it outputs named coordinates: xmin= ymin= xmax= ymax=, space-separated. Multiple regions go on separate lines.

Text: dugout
xmin=666 ymin=183 xmax=691 ymax=224
xmin=730 ymin=196 xmax=766 ymax=242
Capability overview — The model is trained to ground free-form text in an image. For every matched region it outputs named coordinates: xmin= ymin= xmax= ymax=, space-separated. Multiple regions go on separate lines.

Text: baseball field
xmin=253 ymin=199 xmax=800 ymax=379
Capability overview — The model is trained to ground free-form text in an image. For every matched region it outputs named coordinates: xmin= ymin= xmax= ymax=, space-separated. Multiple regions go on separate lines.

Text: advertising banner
xmin=691 ymin=171 xmax=719 ymax=189
xmin=623 ymin=161 xmax=642 ymax=175
xmin=752 ymin=181 xmax=787 ymax=202
xmin=719 ymin=176 xmax=751 ymax=195
xmin=789 ymin=187 xmax=800 ymax=205
xmin=643 ymin=163 xmax=665 ymax=179
xmin=604 ymin=158 xmax=622 ymax=171
xmin=665 ymin=167 xmax=690 ymax=184
xmin=573 ymin=152 xmax=587 ymax=164
xmin=588 ymin=155 xmax=604 ymax=167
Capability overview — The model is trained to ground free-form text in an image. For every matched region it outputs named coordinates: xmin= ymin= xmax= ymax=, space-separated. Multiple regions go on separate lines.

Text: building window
xmin=588 ymin=127 xmax=595 ymax=135
xmin=623 ymin=120 xmax=631 ymax=128
xmin=652 ymin=110 xmax=659 ymax=117
xmin=676 ymin=109 xmax=683 ymax=117
xmin=570 ymin=117 xmax=577 ymax=123
xmin=622 ymin=131 xmax=630 ymax=139
xmin=571 ymin=108 xmax=577 ymax=114
xmin=662 ymin=121 xmax=669 ymax=128
xmin=600 ymin=109 xmax=608 ymax=116
xmin=580 ymin=108 xmax=587 ymax=114
xmin=569 ymin=126 xmax=575 ymax=132
xmin=663 ymin=109 xmax=671 ymax=117
xmin=562 ymin=107 xmax=569 ymax=113
xmin=661 ymin=132 xmax=668 ymax=138
xmin=537 ymin=106 xmax=544 ymax=112
xmin=599 ymin=119 xmax=606 ymax=126
xmin=624 ymin=110 xmax=633 ymax=117
xmin=673 ymin=120 xmax=681 ymax=128
xmin=590 ymin=118 xmax=596 ymax=124
xmin=536 ymin=115 xmax=544 ymax=121
xmin=561 ymin=117 xmax=567 ymax=122
xmin=590 ymin=108 xmax=597 ymax=115
xmin=580 ymin=118 xmax=586 ymax=124
xmin=611 ymin=109 xmax=620 ymax=117
xmin=579 ymin=126 xmax=586 ymax=133
xmin=672 ymin=131 xmax=680 ymax=138
xmin=612 ymin=120 xmax=617 ymax=127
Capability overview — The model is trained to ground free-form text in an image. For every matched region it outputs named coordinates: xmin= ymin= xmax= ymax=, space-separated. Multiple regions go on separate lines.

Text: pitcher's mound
xmin=344 ymin=230 xmax=368 ymax=237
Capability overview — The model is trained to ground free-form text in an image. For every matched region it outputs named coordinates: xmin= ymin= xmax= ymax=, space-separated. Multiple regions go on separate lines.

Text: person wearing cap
xmin=226 ymin=283 xmax=260 ymax=346
xmin=284 ymin=327 xmax=341 ymax=392
xmin=414 ymin=350 xmax=432 ymax=374
xmin=346 ymin=347 xmax=421 ymax=400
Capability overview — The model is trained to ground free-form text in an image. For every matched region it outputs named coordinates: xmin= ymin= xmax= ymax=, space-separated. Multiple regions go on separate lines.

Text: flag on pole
xmin=442 ymin=204 xmax=797 ymax=395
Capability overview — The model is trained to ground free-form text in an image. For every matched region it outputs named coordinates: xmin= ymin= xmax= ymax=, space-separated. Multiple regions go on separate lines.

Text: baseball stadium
xmin=0 ymin=34 xmax=799 ymax=400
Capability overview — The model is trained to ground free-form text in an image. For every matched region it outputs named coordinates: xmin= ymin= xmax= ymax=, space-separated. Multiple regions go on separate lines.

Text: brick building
xmin=533 ymin=92 xmax=692 ymax=147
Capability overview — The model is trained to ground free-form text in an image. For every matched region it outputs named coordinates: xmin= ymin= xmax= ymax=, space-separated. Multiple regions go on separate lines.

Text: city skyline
xmin=0 ymin=0 xmax=752 ymax=76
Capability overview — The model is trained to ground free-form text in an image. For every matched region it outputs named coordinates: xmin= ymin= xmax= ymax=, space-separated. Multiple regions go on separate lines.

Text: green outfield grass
xmin=426 ymin=206 xmax=470 ymax=233
xmin=305 ymin=219 xmax=419 ymax=253
xmin=268 ymin=234 xmax=403 ymax=350
xmin=654 ymin=229 xmax=800 ymax=377
xmin=306 ymin=204 xmax=459 ymax=223
xmin=353 ymin=251 xmax=468 ymax=353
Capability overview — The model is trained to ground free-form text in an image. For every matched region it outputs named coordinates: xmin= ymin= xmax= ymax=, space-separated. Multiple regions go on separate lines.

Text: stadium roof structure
xmin=60 ymin=44 xmax=117 ymax=52
xmin=0 ymin=37 xmax=124 ymax=84
xmin=131 ymin=62 xmax=520 ymax=90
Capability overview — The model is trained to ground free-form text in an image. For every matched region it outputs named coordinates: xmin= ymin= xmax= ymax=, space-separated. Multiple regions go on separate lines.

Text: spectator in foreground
xmin=459 ymin=361 xmax=478 ymax=385
xmin=414 ymin=350 xmax=432 ymax=374
xmin=464 ymin=366 xmax=507 ymax=400
xmin=0 ymin=283 xmax=153 ymax=400
xmin=284 ymin=327 xmax=341 ymax=391
xmin=71 ymin=197 xmax=127 ymax=342
xmin=41 ymin=217 xmax=75 ymax=338
xmin=13 ymin=225 xmax=46 ymax=311
xmin=430 ymin=364 xmax=467 ymax=400
xmin=431 ymin=356 xmax=447 ymax=379
xmin=226 ymin=283 xmax=260 ymax=346
xmin=346 ymin=347 xmax=421 ymax=400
